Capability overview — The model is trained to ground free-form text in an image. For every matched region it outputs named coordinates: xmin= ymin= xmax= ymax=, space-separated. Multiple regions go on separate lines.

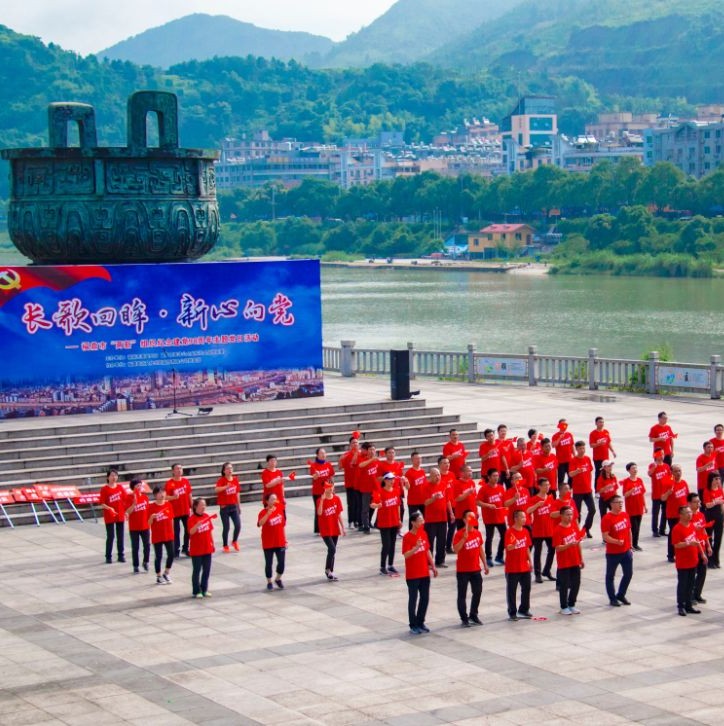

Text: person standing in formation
xmin=595 ymin=460 xmax=618 ymax=522
xmin=452 ymin=465 xmax=477 ymax=531
xmin=702 ymin=471 xmax=724 ymax=568
xmin=688 ymin=492 xmax=712 ymax=605
xmin=648 ymin=448 xmax=671 ymax=537
xmin=214 ymin=462 xmax=241 ymax=553
xmin=569 ymin=440 xmax=595 ymax=538
xmin=165 ymin=463 xmax=193 ymax=558
xmin=504 ymin=472 xmax=531 ymax=528
xmin=534 ymin=439 xmax=558 ymax=497
xmin=589 ymin=416 xmax=616 ymax=484
xmin=649 ymin=411 xmax=676 ymax=465
xmin=551 ymin=480 xmax=579 ymax=524
xmin=100 ymin=469 xmax=126 ymax=564
xmin=405 ymin=451 xmax=428 ymax=523
xmin=309 ymin=448 xmax=335 ymax=534
xmin=508 ymin=437 xmax=535 ymax=492
xmin=424 ymin=467 xmax=453 ymax=569
xmin=357 ymin=442 xmax=378 ymax=534
xmin=477 ymin=468 xmax=507 ymax=567
xmin=601 ymin=495 xmax=633 ymax=607
xmin=260 ymin=454 xmax=287 ymax=512
xmin=551 ymin=419 xmax=575 ymax=488
xmin=495 ymin=425 xmax=515 ymax=485
xmin=317 ymin=482 xmax=345 ymax=581
xmin=663 ymin=465 xmax=691 ymax=563
xmin=711 ymin=424 xmax=724 ymax=478
xmin=504 ymin=509 xmax=533 ymax=621
xmin=478 ymin=429 xmax=502 ymax=480
xmin=696 ymin=441 xmax=717 ymax=496
xmin=257 ymin=493 xmax=286 ymax=590
xmin=339 ymin=436 xmax=361 ymax=529
xmin=148 ymin=486 xmax=175 ymax=585
xmin=527 ymin=478 xmax=556 ymax=584
xmin=188 ymin=498 xmax=216 ymax=599
xmin=438 ymin=456 xmax=457 ymax=554
xmin=443 ymin=428 xmax=468 ymax=478
xmin=453 ymin=511 xmax=489 ymax=627
xmin=403 ymin=511 xmax=437 ymax=634
xmin=126 ymin=477 xmax=150 ymax=573
xmin=378 ymin=446 xmax=407 ymax=528
xmin=553 ymin=505 xmax=585 ymax=615
xmin=621 ymin=462 xmax=646 ymax=551
xmin=671 ymin=505 xmax=707 ymax=616
xmin=372 ymin=473 xmax=402 ymax=575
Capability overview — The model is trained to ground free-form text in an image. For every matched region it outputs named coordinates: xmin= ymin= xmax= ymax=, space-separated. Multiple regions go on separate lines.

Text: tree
xmin=634 ymin=162 xmax=685 ymax=209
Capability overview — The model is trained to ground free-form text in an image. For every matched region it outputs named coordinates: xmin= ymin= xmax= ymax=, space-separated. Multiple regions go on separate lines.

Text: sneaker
xmin=418 ymin=624 xmax=430 ymax=633
xmin=409 ymin=626 xmax=421 ymax=635
xmin=695 ymin=597 xmax=706 ymax=604
xmin=156 ymin=576 xmax=164 ymax=585
xmin=461 ymin=619 xmax=471 ymax=628
xmin=379 ymin=567 xmax=388 ymax=576
xmin=486 ymin=558 xmax=495 ymax=568
xmin=518 ymin=611 xmax=533 ymax=619
xmin=469 ymin=615 xmax=483 ymax=626
xmin=438 ymin=563 xmax=449 ymax=569
xmin=202 ymin=592 xmax=212 ymax=598
xmin=569 ymin=606 xmax=581 ymax=615
xmin=652 ymin=532 xmax=661 ymax=538
xmin=508 ymin=614 xmax=519 ymax=621
xmin=142 ymin=563 xmax=149 ymax=572
xmin=609 ymin=599 xmax=621 ymax=607
xmin=194 ymin=593 xmax=203 ymax=599
xmin=267 ymin=583 xmax=274 ymax=591
xmin=678 ymin=607 xmax=687 ymax=616
xmin=222 ymin=545 xmax=230 ymax=553
xmin=232 ymin=541 xmax=240 ymax=552
xmin=105 ymin=558 xmax=112 ymax=564
xmin=133 ymin=567 xmax=140 ymax=574
xmin=560 ymin=607 xmax=572 ymax=615
xmin=387 ymin=566 xmax=399 ymax=575
xmin=543 ymin=572 xmax=556 ymax=581
xmin=535 ymin=575 xmax=543 ymax=584
xmin=685 ymin=606 xmax=701 ymax=614
xmin=617 ymin=596 xmax=631 ymax=606
xmin=117 ymin=556 xmax=126 ymax=563
xmin=162 ymin=573 xmax=172 ymax=584
xmin=275 ymin=579 xmax=284 ymax=589
xmin=494 ymin=558 xmax=505 ymax=566
xmin=326 ymin=572 xmax=339 ymax=581
xmin=585 ymin=531 xmax=593 ymax=539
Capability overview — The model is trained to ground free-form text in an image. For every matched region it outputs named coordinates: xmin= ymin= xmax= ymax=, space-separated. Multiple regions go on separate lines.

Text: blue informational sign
xmin=0 ymin=260 xmax=323 ymax=417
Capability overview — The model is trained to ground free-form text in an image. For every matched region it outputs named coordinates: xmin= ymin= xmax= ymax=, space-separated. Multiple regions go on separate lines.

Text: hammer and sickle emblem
xmin=0 ymin=270 xmax=22 ymax=291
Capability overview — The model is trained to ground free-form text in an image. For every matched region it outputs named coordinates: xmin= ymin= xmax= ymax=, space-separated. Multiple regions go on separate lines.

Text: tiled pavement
xmin=1 ymin=375 xmax=723 ymax=725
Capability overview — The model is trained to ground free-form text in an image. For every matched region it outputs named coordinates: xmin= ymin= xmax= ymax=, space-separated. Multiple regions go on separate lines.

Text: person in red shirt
xmin=589 ymin=416 xmax=616 ymax=483
xmin=504 ymin=471 xmax=532 ymax=531
xmin=688 ymin=491 xmax=712 ymax=605
xmin=443 ymin=428 xmax=469 ymax=478
xmin=504 ymin=509 xmax=533 ymax=621
xmin=317 ymin=482 xmax=345 ymax=580
xmin=595 ymin=460 xmax=619 ymax=522
xmin=148 ymin=486 xmax=175 ymax=584
xmin=569 ymin=440 xmax=595 ymax=538
xmin=672 ymin=505 xmax=707 ymax=615
xmin=424 ymin=467 xmax=453 ymax=567
xmin=552 ymin=419 xmax=575 ymax=488
xmin=551 ymin=481 xmax=579 ymax=524
xmin=526 ymin=428 xmax=543 ymax=458
xmin=438 ymin=456 xmax=457 ymax=554
xmin=621 ymin=462 xmax=647 ymax=551
xmin=339 ymin=436 xmax=361 ymax=528
xmin=553 ymin=505 xmax=585 ymax=615
xmin=310 ymin=448 xmax=335 ymax=534
xmin=357 ymin=442 xmax=379 ymax=534
xmin=527 ymin=478 xmax=556 ymax=583
xmin=257 ymin=493 xmax=286 ymax=590
xmin=534 ymin=439 xmax=558 ymax=495
xmin=261 ymin=454 xmax=287 ymax=509
xmin=214 ymin=462 xmax=241 ymax=553
xmin=405 ymin=451 xmax=428 ymax=523
xmin=453 ymin=511 xmax=489 ymax=627
xmin=696 ymin=441 xmax=717 ymax=495
xmin=508 ymin=437 xmax=535 ymax=492
xmin=601 ymin=495 xmax=633 ymax=607
xmin=452 ymin=465 xmax=478 ymax=530
xmin=378 ymin=446 xmax=407 ymax=526
xmin=478 ymin=429 xmax=502 ymax=479
xmin=372 ymin=473 xmax=402 ymax=575
xmin=477 ymin=469 xmax=507 ymax=567
xmin=711 ymin=424 xmax=724 ymax=478
xmin=100 ymin=469 xmax=127 ymax=564
xmin=188 ymin=498 xmax=216 ymax=598
xmin=649 ymin=411 xmax=676 ymax=465
xmin=125 ymin=477 xmax=150 ymax=573
xmin=165 ymin=463 xmax=193 ymax=558
xmin=495 ymin=425 xmax=515 ymax=485
xmin=702 ymin=471 xmax=724 ymax=568
xmin=663 ymin=465 xmax=691 ymax=562
xmin=403 ymin=511 xmax=437 ymax=634
xmin=648 ymin=449 xmax=672 ymax=537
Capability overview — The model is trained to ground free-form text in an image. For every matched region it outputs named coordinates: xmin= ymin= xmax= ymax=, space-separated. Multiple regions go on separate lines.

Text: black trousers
xmin=506 ymin=571 xmax=531 ymax=616
xmin=379 ymin=527 xmax=398 ymax=568
xmin=677 ymin=566 xmax=696 ymax=608
xmin=173 ymin=515 xmax=189 ymax=557
xmin=322 ymin=535 xmax=338 ymax=572
xmin=558 ymin=566 xmax=581 ymax=609
xmin=605 ymin=550 xmax=633 ymax=601
xmin=445 ymin=518 xmax=455 ymax=550
xmin=264 ymin=547 xmax=286 ymax=579
xmin=153 ymin=540 xmax=174 ymax=574
xmin=651 ymin=499 xmax=666 ymax=534
xmin=484 ymin=523 xmax=506 ymax=561
xmin=533 ymin=537 xmax=555 ymax=577
xmin=593 ymin=459 xmax=604 ymax=484
xmin=360 ymin=492 xmax=372 ymax=531
xmin=557 ymin=462 xmax=570 ymax=487
xmin=456 ymin=571 xmax=482 ymax=622
xmin=667 ymin=517 xmax=679 ymax=560
xmin=598 ymin=497 xmax=612 ymax=523
xmin=129 ymin=529 xmax=150 ymax=569
xmin=219 ymin=505 xmax=241 ymax=546
xmin=407 ymin=577 xmax=430 ymax=628
xmin=105 ymin=521 xmax=125 ymax=561
xmin=693 ymin=558 xmax=707 ymax=600
xmin=424 ymin=521 xmax=448 ymax=566
xmin=705 ymin=512 xmax=723 ymax=566
xmin=573 ymin=493 xmax=596 ymax=534
xmin=630 ymin=515 xmax=642 ymax=548
xmin=345 ymin=488 xmax=357 ymax=526
xmin=313 ymin=494 xmax=321 ymax=534
xmin=191 ymin=554 xmax=212 ymax=595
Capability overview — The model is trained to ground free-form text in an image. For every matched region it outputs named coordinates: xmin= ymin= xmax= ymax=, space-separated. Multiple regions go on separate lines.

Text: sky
xmin=1 ymin=0 xmax=398 ymax=55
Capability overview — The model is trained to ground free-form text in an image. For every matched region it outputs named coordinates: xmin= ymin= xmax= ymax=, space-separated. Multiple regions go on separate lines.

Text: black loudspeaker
xmin=390 ymin=349 xmax=410 ymax=400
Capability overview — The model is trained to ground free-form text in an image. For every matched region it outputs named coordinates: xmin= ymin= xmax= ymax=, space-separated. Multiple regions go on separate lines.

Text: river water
xmin=321 ymin=267 xmax=724 ymax=363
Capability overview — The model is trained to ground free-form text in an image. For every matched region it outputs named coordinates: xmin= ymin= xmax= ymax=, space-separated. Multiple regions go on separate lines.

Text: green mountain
xmin=98 ymin=13 xmax=334 ymax=68
xmin=320 ymin=0 xmax=526 ymax=67
xmin=430 ymin=0 xmax=724 ymax=101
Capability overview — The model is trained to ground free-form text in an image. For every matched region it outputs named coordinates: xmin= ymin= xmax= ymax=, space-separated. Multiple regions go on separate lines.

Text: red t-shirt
xmin=505 ymin=485 xmax=530 ymax=526
xmin=403 ymin=529 xmax=431 ymax=580
xmin=696 ymin=453 xmax=717 ymax=491
xmin=702 ymin=486 xmax=724 ymax=512
xmin=664 ymin=478 xmax=690 ymax=520
xmin=596 ymin=474 xmax=619 ymax=502
xmin=453 ymin=478 xmax=478 ymax=520
xmin=671 ymin=522 xmax=700 ymax=569
xmin=552 ymin=430 xmax=575 ymax=464
xmin=424 ymin=480 xmax=449 ymax=523
xmin=405 ymin=466 xmax=428 ymax=506
xmin=601 ymin=511 xmax=632 ymax=554
xmin=527 ymin=439 xmax=542 ymax=457
xmin=258 ymin=505 xmax=286 ymax=549
xmin=165 ymin=478 xmax=192 ymax=517
xmin=310 ymin=460 xmax=335 ymax=497
xmin=100 ymin=484 xmax=127 ymax=524
xmin=691 ymin=510 xmax=710 ymax=545
xmin=535 ymin=452 xmax=558 ymax=492
xmin=648 ymin=462 xmax=672 ymax=500
xmin=504 ymin=527 xmax=532 ymax=573
xmin=443 ymin=441 xmax=468 ymax=477
xmin=339 ymin=449 xmax=360 ymax=490
xmin=553 ymin=523 xmax=583 ymax=568
xmin=552 ymin=494 xmax=579 ymax=523
xmin=216 ymin=476 xmax=240 ymax=507
xmin=454 ymin=529 xmax=483 ymax=572
xmin=649 ymin=423 xmax=675 ymax=456
xmin=374 ymin=487 xmax=402 ymax=528
xmin=711 ymin=437 xmax=724 ymax=469
xmin=149 ymin=501 xmax=174 ymax=543
xmin=127 ymin=491 xmax=150 ymax=531
xmin=621 ymin=477 xmax=646 ymax=517
xmin=589 ymin=428 xmax=612 ymax=461
xmin=478 ymin=483 xmax=507 ymax=525
xmin=188 ymin=513 xmax=215 ymax=556
xmin=508 ymin=449 xmax=535 ymax=490
xmin=569 ymin=455 xmax=593 ymax=495
xmin=496 ymin=438 xmax=515 ymax=470
xmin=261 ymin=468 xmax=285 ymax=504
xmin=357 ymin=458 xmax=379 ymax=494
xmin=479 ymin=440 xmax=502 ymax=476
xmin=318 ymin=495 xmax=343 ymax=537
xmin=529 ymin=494 xmax=555 ymax=539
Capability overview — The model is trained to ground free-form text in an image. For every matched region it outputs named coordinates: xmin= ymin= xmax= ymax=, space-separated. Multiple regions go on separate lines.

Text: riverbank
xmin=321 ymin=259 xmax=549 ymax=275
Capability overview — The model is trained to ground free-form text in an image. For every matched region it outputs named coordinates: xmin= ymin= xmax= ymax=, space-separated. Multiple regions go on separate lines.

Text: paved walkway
xmin=1 ymin=375 xmax=723 ymax=725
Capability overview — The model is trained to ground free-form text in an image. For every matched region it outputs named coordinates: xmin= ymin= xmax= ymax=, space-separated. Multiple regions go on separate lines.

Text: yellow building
xmin=468 ymin=224 xmax=535 ymax=258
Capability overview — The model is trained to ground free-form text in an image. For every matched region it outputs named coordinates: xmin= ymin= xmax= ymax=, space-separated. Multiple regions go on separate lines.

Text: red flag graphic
xmin=0 ymin=266 xmax=112 ymax=308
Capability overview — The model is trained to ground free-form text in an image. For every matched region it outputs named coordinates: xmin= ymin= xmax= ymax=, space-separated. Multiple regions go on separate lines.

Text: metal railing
xmin=323 ymin=341 xmax=723 ymax=399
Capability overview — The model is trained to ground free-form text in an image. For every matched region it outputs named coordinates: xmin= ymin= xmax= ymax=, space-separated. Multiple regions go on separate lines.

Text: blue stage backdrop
xmin=0 ymin=260 xmax=323 ymax=417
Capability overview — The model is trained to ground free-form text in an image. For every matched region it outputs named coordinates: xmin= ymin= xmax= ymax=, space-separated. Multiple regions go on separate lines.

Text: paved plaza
xmin=1 ymin=375 xmax=723 ymax=726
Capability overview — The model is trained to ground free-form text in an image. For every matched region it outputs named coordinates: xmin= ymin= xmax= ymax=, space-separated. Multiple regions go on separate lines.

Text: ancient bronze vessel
xmin=1 ymin=91 xmax=219 ymax=264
